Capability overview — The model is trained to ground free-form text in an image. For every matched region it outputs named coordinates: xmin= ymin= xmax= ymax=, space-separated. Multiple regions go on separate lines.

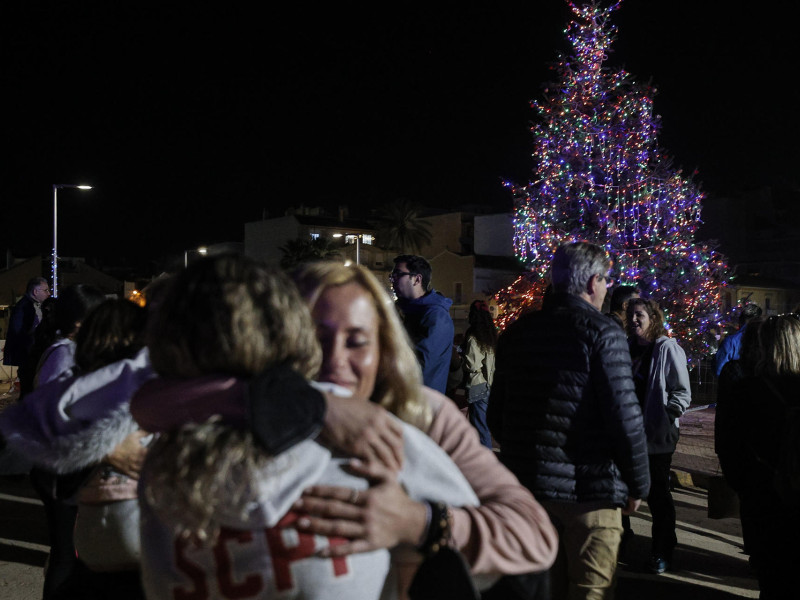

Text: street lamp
xmin=332 ymin=233 xmax=360 ymax=264
xmin=184 ymin=246 xmax=208 ymax=268
xmin=52 ymin=184 xmax=93 ymax=298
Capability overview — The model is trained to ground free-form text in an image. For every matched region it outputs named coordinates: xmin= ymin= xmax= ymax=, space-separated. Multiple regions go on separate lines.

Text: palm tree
xmin=376 ymin=199 xmax=432 ymax=254
xmin=279 ymin=237 xmax=341 ymax=269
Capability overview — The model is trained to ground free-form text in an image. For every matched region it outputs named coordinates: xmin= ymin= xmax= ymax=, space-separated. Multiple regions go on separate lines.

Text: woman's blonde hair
xmin=292 ymin=260 xmax=432 ymax=430
xmin=143 ymin=255 xmax=322 ymax=541
xmin=745 ymin=314 xmax=800 ymax=377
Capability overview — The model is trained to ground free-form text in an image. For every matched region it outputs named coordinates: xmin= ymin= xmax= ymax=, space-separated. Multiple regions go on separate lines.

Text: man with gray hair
xmin=3 ymin=276 xmax=51 ymax=399
xmin=488 ymin=241 xmax=650 ymax=600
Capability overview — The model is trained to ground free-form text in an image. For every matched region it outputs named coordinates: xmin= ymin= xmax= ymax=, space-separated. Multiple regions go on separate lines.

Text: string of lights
xmin=494 ymin=0 xmax=731 ymax=364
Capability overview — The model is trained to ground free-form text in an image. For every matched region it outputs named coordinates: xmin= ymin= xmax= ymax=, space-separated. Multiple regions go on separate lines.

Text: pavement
xmin=0 ymin=383 xmax=759 ymax=599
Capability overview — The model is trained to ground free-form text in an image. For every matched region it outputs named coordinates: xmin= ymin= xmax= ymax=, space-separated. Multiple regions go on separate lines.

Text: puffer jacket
xmin=487 ymin=292 xmax=650 ymax=506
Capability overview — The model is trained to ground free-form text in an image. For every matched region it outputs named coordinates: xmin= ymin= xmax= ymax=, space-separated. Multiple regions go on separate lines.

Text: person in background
xmin=34 ymin=284 xmax=106 ymax=388
xmin=391 ymin=255 xmax=454 ymax=394
xmin=462 ymin=300 xmax=497 ymax=449
xmin=606 ymin=285 xmax=639 ymax=330
xmin=489 ymin=241 xmax=649 ymax=600
xmin=29 ymin=283 xmax=105 ymax=600
xmin=55 ymin=297 xmax=149 ymax=600
xmin=3 ymin=276 xmax=51 ymax=398
xmin=625 ymin=297 xmax=691 ymax=574
xmin=716 ymin=314 xmax=800 ymax=599
xmin=715 ymin=303 xmax=762 ymax=376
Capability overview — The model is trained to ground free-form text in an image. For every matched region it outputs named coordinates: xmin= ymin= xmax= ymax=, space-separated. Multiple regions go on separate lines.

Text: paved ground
xmin=0 ymin=385 xmax=759 ymax=599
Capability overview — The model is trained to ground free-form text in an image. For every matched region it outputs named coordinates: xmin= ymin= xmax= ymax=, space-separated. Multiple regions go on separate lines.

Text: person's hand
xmin=293 ymin=459 xmax=427 ymax=557
xmin=621 ymin=496 xmax=642 ymax=515
xmin=321 ymin=393 xmax=404 ymax=471
xmin=104 ymin=430 xmax=148 ymax=478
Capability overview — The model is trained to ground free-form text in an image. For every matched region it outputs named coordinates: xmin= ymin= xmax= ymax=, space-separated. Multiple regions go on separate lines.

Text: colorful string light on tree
xmin=495 ymin=0 xmax=730 ymax=364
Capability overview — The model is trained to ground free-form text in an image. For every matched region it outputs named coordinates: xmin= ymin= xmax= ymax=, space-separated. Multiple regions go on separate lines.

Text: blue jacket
xmin=396 ymin=290 xmax=454 ymax=394
xmin=715 ymin=325 xmax=746 ymax=377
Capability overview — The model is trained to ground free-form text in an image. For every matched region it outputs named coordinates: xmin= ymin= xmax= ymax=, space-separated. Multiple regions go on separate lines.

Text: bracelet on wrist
xmin=416 ymin=500 xmax=451 ymax=557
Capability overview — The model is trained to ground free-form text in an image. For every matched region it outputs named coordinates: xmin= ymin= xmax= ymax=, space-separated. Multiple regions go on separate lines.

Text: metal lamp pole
xmin=52 ymin=184 xmax=92 ymax=298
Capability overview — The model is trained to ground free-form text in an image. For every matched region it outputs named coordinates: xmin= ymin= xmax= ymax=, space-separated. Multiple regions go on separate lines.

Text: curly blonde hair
xmin=143 ymin=255 xmax=321 ymax=542
xmin=292 ymin=260 xmax=432 ymax=430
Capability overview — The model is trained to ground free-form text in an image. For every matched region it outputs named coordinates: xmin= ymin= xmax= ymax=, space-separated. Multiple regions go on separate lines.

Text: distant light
xmin=332 ymin=233 xmax=343 ymax=238
xmin=77 ymin=185 xmax=93 ymax=190
xmin=198 ymin=247 xmax=208 ymax=254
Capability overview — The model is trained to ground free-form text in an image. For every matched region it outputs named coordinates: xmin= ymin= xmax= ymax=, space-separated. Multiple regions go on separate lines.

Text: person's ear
xmin=587 ymin=273 xmax=601 ymax=296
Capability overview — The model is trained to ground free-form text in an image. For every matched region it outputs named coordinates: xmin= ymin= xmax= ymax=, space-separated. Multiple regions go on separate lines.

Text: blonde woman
xmin=288 ymin=262 xmax=556 ymax=578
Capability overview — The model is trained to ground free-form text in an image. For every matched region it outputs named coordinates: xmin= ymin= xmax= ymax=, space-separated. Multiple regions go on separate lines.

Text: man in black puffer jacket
xmin=488 ymin=241 xmax=650 ymax=600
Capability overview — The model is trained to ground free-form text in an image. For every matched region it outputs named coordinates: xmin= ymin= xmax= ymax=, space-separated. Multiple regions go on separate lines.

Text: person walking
xmin=488 ymin=241 xmax=650 ymax=600
xmin=625 ymin=297 xmax=691 ymax=574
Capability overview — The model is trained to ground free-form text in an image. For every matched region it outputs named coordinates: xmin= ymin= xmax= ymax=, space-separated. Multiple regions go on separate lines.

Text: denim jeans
xmin=467 ymin=383 xmax=492 ymax=449
xmin=468 ymin=396 xmax=493 ymax=449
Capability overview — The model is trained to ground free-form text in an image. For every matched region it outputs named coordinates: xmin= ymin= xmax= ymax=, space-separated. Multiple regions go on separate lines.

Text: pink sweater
xmin=422 ymin=387 xmax=557 ymax=574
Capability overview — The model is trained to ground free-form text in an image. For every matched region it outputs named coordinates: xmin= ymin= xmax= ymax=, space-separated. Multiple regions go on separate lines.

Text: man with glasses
xmin=391 ymin=255 xmax=454 ymax=394
xmin=488 ymin=241 xmax=649 ymax=600
xmin=3 ymin=277 xmax=51 ymax=399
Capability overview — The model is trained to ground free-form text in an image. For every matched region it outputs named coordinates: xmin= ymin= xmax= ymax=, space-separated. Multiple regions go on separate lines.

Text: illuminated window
xmin=361 ymin=234 xmax=373 ymax=245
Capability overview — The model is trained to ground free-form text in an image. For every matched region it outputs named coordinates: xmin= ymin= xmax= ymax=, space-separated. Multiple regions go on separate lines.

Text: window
xmin=454 ymin=282 xmax=463 ymax=304
xmin=310 ymin=233 xmax=319 ymax=240
xmin=361 ymin=234 xmax=373 ymax=245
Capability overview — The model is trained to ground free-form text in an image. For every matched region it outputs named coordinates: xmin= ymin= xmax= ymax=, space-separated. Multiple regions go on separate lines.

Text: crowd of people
xmin=0 ymin=242 xmax=797 ymax=600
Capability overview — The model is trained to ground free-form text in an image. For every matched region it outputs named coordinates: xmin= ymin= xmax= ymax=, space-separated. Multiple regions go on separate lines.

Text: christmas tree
xmin=495 ymin=1 xmax=729 ymax=364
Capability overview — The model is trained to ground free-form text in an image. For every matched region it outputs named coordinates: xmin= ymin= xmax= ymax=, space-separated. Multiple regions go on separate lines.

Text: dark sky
xmin=4 ymin=2 xmax=799 ymax=268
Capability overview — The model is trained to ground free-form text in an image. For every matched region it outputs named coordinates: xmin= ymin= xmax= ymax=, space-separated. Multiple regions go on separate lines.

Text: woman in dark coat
xmin=716 ymin=314 xmax=800 ymax=599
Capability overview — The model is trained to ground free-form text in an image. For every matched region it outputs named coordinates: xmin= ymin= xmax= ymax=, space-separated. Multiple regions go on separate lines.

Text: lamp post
xmin=184 ymin=246 xmax=208 ymax=268
xmin=52 ymin=184 xmax=92 ymax=298
xmin=332 ymin=233 xmax=360 ymax=264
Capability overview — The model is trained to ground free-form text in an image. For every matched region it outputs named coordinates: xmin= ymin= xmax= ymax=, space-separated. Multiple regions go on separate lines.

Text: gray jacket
xmin=641 ymin=336 xmax=692 ymax=454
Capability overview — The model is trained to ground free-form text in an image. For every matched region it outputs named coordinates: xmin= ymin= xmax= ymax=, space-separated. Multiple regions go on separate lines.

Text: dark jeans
xmin=468 ymin=397 xmax=493 ymax=449
xmin=647 ymin=452 xmax=677 ymax=560
xmin=29 ymin=469 xmax=80 ymax=600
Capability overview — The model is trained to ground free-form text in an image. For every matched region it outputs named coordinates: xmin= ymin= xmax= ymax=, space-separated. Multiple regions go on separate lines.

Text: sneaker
xmin=646 ymin=555 xmax=669 ymax=574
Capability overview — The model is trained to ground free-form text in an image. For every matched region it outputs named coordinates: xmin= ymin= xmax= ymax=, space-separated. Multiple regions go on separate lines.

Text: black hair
xmin=609 ymin=285 xmax=639 ymax=313
xmin=54 ymin=284 xmax=106 ymax=338
xmin=739 ymin=303 xmax=763 ymax=326
xmin=75 ymin=298 xmax=147 ymax=372
xmin=393 ymin=254 xmax=432 ymax=291
xmin=465 ymin=300 xmax=498 ymax=351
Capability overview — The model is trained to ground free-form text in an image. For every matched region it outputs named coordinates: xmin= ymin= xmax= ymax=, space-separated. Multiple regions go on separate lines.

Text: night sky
xmin=4 ymin=2 xmax=798 ymax=269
